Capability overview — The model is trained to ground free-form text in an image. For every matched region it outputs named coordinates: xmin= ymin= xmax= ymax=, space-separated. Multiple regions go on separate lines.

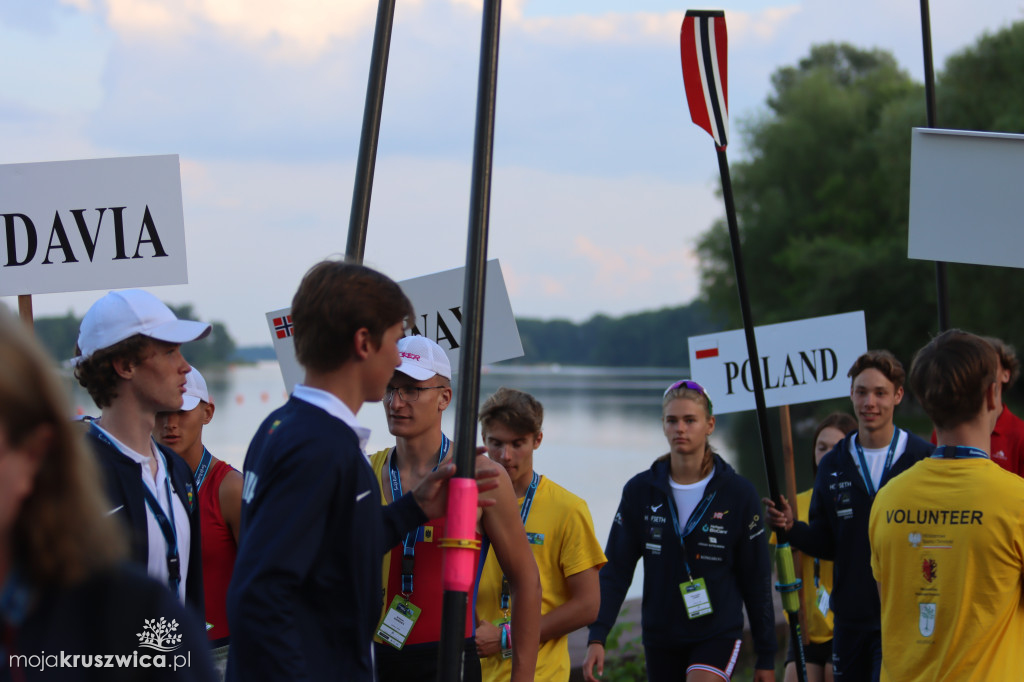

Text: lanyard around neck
xmin=194 ymin=448 xmax=213 ymax=491
xmin=388 ymin=433 xmax=450 ymax=596
xmin=90 ymin=424 xmax=181 ymax=594
xmin=666 ymin=481 xmax=716 ymax=582
xmin=932 ymin=445 xmax=989 ymax=460
xmin=499 ymin=471 xmax=541 ymax=615
xmin=854 ymin=429 xmax=900 ymax=497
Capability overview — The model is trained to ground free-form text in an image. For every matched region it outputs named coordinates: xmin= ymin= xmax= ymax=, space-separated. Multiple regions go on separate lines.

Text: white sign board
xmin=267 ymin=259 xmax=524 ymax=392
xmin=909 ymin=128 xmax=1024 ymax=269
xmin=0 ymin=155 xmax=188 ymax=296
xmin=687 ymin=311 xmax=867 ymax=415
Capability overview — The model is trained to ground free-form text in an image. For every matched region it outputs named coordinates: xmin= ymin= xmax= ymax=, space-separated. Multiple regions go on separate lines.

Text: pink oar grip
xmin=441 ymin=478 xmax=479 ymax=592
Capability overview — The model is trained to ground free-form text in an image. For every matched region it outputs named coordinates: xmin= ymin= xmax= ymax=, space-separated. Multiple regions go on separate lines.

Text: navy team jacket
xmin=589 ymin=453 xmax=777 ymax=670
xmin=226 ymin=397 xmax=425 ymax=682
xmin=788 ymin=429 xmax=933 ymax=629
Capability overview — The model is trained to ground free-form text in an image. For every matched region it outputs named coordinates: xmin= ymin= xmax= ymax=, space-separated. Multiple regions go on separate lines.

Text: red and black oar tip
xmin=680 ymin=10 xmax=729 ymax=150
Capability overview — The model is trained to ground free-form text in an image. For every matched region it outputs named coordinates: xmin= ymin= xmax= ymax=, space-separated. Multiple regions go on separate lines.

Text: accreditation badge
xmin=816 ymin=585 xmax=831 ymax=617
xmin=680 ymin=578 xmax=713 ymax=619
xmin=493 ymin=618 xmax=513 ymax=660
xmin=376 ymin=595 xmax=422 ymax=650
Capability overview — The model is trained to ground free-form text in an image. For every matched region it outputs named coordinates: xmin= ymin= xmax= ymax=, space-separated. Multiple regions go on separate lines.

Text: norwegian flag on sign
xmin=680 ymin=10 xmax=729 ymax=149
xmin=273 ymin=315 xmax=294 ymax=339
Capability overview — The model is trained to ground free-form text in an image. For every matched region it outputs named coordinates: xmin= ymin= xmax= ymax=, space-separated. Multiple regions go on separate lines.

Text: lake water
xmin=67 ymin=362 xmax=795 ymax=600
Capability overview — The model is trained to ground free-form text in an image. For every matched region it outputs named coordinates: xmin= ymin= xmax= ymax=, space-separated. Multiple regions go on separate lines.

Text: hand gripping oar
xmin=680 ymin=10 xmax=807 ymax=681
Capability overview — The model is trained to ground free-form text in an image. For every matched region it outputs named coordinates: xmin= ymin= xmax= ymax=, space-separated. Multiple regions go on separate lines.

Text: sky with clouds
xmin=0 ymin=0 xmax=1021 ymax=346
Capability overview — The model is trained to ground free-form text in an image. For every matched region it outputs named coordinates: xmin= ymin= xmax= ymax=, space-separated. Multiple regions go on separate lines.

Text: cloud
xmin=98 ymin=0 xmax=378 ymax=57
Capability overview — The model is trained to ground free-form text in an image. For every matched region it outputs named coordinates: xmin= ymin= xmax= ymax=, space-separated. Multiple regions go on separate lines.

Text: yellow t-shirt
xmin=869 ymin=457 xmax=1024 ymax=681
xmin=477 ymin=475 xmax=606 ymax=682
xmin=770 ymin=489 xmax=834 ymax=643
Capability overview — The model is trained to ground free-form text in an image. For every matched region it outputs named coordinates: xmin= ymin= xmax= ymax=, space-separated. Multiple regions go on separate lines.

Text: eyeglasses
xmin=663 ymin=379 xmax=714 ymax=410
xmin=383 ymin=385 xmax=447 ymax=403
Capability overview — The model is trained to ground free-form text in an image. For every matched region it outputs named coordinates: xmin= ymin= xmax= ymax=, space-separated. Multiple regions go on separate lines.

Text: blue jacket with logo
xmin=788 ymin=429 xmax=933 ymax=629
xmin=589 ymin=453 xmax=776 ymax=670
xmin=225 ymin=398 xmax=425 ymax=682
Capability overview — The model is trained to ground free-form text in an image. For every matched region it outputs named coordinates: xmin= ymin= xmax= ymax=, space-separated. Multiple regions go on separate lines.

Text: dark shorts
xmin=831 ymin=623 xmax=881 ymax=681
xmin=374 ymin=638 xmax=480 ymax=682
xmin=786 ymin=637 xmax=833 ymax=667
xmin=644 ymin=637 xmax=743 ymax=682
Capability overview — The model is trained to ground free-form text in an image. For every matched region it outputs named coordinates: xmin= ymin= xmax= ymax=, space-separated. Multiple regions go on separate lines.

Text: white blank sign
xmin=908 ymin=128 xmax=1024 ymax=269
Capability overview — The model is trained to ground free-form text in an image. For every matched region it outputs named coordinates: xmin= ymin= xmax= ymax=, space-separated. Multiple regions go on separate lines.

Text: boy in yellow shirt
xmin=869 ymin=330 xmax=1024 ymax=681
xmin=475 ymin=388 xmax=606 ymax=681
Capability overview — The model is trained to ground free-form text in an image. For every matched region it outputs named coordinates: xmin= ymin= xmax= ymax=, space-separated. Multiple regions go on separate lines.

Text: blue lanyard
xmin=932 ymin=446 xmax=989 ymax=459
xmin=499 ymin=472 xmax=541 ymax=613
xmin=854 ymin=429 xmax=900 ymax=497
xmin=813 ymin=558 xmax=821 ymax=589
xmin=194 ymin=448 xmax=213 ymax=491
xmin=388 ymin=433 xmax=450 ymax=596
xmin=91 ymin=423 xmax=181 ymax=595
xmin=666 ymin=486 xmax=716 ymax=581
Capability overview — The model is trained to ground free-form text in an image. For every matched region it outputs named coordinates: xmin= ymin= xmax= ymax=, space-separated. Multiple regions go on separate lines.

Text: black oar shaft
xmin=717 ymin=147 xmax=804 ymax=682
xmin=919 ymin=0 xmax=949 ymax=332
xmin=437 ymin=0 xmax=503 ymax=678
xmin=346 ymin=0 xmax=397 ymax=263
xmin=716 ymin=148 xmax=782 ymax=504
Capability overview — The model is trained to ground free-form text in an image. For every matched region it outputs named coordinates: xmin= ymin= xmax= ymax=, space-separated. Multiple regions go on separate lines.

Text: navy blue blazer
xmin=85 ymin=425 xmax=205 ymax=618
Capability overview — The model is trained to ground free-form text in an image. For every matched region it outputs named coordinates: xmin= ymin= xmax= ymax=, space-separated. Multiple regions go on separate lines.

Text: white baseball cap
xmin=181 ymin=368 xmax=211 ymax=411
xmin=396 ymin=335 xmax=452 ymax=381
xmin=74 ymin=289 xmax=211 ymax=363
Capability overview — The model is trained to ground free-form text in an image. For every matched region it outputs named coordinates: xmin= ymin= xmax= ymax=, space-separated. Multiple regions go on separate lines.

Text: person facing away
xmin=869 ymin=329 xmax=1024 ymax=681
xmin=368 ymin=336 xmax=541 ymax=682
xmin=763 ymin=350 xmax=934 ymax=681
xmin=584 ymin=380 xmax=777 ymax=682
xmin=769 ymin=412 xmax=856 ymax=682
xmin=928 ymin=336 xmax=1024 ymax=476
xmin=474 ymin=387 xmax=606 ymax=682
xmin=73 ymin=289 xmax=211 ymax=615
xmin=226 ymin=260 xmax=488 ymax=682
xmin=155 ymin=367 xmax=242 ymax=678
xmin=0 ymin=305 xmax=215 ymax=682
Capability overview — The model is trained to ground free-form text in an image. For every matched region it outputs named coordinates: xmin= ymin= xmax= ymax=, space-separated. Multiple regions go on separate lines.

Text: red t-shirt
xmin=929 ymin=404 xmax=1024 ymax=476
xmin=200 ymin=459 xmax=239 ymax=642
xmin=382 ymin=519 xmax=480 ymax=645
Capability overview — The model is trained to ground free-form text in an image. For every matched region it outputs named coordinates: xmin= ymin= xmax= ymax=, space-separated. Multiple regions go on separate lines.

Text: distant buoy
xmin=235 ymin=394 xmax=244 ymax=405
xmin=260 ymin=391 xmax=269 ymax=402
xmin=76 ymin=406 xmax=84 ymax=416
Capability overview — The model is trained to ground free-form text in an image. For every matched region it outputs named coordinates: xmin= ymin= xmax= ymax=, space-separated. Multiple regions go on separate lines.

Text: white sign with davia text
xmin=0 ymin=155 xmax=187 ymax=296
xmin=687 ymin=311 xmax=867 ymax=415
xmin=267 ymin=259 xmax=524 ymax=392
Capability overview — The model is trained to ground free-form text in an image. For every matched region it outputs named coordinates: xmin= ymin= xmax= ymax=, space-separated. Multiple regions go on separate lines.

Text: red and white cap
xmin=396 ymin=336 xmax=452 ymax=381
xmin=74 ymin=289 xmax=211 ymax=363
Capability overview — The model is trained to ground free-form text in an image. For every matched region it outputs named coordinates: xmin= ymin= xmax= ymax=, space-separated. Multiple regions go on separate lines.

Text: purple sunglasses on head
xmin=663 ymin=379 xmax=714 ymax=411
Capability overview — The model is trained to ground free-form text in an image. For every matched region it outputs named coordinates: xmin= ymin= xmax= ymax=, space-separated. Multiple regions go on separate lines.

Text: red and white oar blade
xmin=680 ymin=10 xmax=729 ymax=149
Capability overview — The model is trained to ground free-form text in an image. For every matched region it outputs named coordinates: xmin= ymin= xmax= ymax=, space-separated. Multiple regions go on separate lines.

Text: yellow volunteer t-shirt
xmin=869 ymin=456 xmax=1024 ymax=681
xmin=477 ymin=475 xmax=607 ymax=682
xmin=770 ymin=489 xmax=834 ymax=644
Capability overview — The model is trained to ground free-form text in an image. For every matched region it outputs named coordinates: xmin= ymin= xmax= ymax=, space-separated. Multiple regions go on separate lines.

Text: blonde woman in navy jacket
xmin=584 ymin=381 xmax=776 ymax=682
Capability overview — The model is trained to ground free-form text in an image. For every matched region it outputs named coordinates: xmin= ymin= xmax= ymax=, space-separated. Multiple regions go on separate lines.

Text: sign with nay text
xmin=687 ymin=311 xmax=867 ymax=415
xmin=267 ymin=259 xmax=524 ymax=392
xmin=909 ymin=128 xmax=1024 ymax=269
xmin=0 ymin=155 xmax=188 ymax=296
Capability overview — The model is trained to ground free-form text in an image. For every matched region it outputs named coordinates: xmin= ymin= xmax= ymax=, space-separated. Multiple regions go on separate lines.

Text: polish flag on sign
xmin=680 ymin=10 xmax=729 ymax=149
xmin=695 ymin=346 xmax=719 ymax=360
